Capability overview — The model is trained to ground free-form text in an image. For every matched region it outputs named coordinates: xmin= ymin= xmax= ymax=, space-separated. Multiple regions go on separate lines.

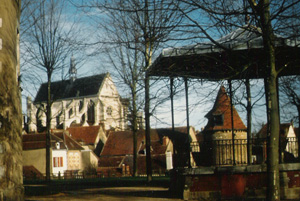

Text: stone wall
xmin=0 ymin=0 xmax=23 ymax=200
xmin=171 ymin=163 xmax=300 ymax=200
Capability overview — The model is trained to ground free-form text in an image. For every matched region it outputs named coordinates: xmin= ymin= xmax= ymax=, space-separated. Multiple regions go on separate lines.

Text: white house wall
xmin=52 ymin=149 xmax=68 ymax=175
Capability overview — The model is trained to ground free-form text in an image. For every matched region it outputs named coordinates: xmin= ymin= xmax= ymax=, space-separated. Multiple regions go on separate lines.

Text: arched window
xmin=87 ymin=101 xmax=95 ymax=125
xmin=79 ymin=100 xmax=83 ymax=112
xmin=69 ymin=108 xmax=73 ymax=118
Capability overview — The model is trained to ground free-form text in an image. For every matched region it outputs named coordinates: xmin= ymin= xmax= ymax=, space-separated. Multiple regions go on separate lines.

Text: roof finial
xmin=69 ymin=55 xmax=77 ymax=82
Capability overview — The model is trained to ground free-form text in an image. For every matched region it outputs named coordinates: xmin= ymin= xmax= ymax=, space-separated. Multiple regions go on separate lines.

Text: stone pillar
xmin=0 ymin=1 xmax=24 ymax=200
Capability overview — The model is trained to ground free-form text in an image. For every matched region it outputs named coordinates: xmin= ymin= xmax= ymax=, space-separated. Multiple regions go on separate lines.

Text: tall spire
xmin=69 ymin=55 xmax=77 ymax=82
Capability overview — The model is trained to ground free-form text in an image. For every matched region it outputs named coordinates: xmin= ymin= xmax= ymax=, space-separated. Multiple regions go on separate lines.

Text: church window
xmin=79 ymin=100 xmax=83 ymax=112
xmin=87 ymin=101 xmax=95 ymax=125
xmin=69 ymin=108 xmax=73 ymax=118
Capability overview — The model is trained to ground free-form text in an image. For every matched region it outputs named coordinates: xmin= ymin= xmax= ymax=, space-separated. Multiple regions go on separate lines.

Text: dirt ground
xmin=25 ymin=186 xmax=183 ymax=201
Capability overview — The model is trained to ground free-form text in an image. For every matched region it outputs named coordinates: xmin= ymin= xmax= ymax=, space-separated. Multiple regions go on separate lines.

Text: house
xmin=23 ymin=130 xmax=94 ymax=177
xmin=200 ymin=86 xmax=247 ymax=166
xmin=67 ymin=125 xmax=106 ymax=168
xmin=257 ymin=122 xmax=298 ymax=161
xmin=97 ymin=127 xmax=197 ymax=176
xmin=23 ymin=133 xmax=68 ymax=177
xmin=52 ymin=131 xmax=85 ymax=172
xmin=26 ymin=65 xmax=128 ymax=132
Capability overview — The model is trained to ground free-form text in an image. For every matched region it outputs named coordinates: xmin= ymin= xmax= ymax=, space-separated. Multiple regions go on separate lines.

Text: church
xmin=26 ymin=57 xmax=129 ymax=133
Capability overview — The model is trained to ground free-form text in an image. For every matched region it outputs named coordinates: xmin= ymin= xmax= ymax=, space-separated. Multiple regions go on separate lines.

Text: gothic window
xmin=79 ymin=100 xmax=83 ymax=112
xmin=87 ymin=101 xmax=95 ymax=125
xmin=106 ymin=106 xmax=112 ymax=116
xmin=81 ymin=114 xmax=85 ymax=124
xmin=213 ymin=114 xmax=224 ymax=126
xmin=69 ymin=108 xmax=73 ymax=118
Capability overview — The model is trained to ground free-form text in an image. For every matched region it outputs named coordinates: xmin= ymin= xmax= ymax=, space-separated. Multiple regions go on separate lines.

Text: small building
xmin=23 ymin=133 xmax=68 ymax=177
xmin=257 ymin=122 xmax=298 ymax=162
xmin=200 ymin=86 xmax=247 ymax=166
xmin=97 ymin=127 xmax=197 ymax=176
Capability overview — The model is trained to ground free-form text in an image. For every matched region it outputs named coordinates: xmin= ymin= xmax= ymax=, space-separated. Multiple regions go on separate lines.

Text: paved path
xmin=25 ymin=186 xmax=183 ymax=201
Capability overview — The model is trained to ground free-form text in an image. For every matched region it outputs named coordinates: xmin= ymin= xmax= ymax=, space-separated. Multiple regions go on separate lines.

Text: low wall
xmin=170 ymin=163 xmax=300 ymax=200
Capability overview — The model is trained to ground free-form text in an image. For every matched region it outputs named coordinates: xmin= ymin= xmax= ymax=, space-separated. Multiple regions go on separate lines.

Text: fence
xmin=191 ymin=137 xmax=299 ymax=166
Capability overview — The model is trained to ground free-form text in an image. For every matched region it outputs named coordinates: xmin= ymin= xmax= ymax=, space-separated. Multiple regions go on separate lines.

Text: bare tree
xmin=279 ymin=75 xmax=300 ymax=158
xmin=77 ymin=0 xmax=183 ymax=180
xmin=21 ymin=0 xmax=83 ymax=181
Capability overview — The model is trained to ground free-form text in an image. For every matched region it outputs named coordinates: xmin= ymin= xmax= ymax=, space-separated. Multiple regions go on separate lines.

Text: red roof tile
xmin=23 ymin=133 xmax=67 ymax=150
xmin=67 ymin=126 xmax=101 ymax=145
xmin=204 ymin=86 xmax=246 ymax=132
xmin=257 ymin=123 xmax=293 ymax=138
xmin=100 ymin=130 xmax=145 ymax=156
xmin=53 ymin=133 xmax=84 ymax=150
xmin=23 ymin=166 xmax=44 ymax=179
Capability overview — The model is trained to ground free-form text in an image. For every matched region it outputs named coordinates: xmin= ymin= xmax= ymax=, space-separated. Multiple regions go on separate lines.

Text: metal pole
xmin=170 ymin=77 xmax=176 ymax=168
xmin=184 ymin=77 xmax=191 ymax=167
xmin=229 ymin=80 xmax=236 ymax=165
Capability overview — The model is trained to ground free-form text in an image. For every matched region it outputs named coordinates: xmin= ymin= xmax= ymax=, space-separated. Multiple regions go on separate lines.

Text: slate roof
xmin=204 ymin=86 xmax=247 ymax=132
xmin=67 ymin=125 xmax=101 ymax=145
xmin=34 ymin=73 xmax=107 ymax=102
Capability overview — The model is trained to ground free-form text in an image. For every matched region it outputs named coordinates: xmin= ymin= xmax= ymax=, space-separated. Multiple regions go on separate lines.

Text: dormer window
xmin=213 ymin=114 xmax=223 ymax=126
xmin=56 ymin=142 xmax=60 ymax=149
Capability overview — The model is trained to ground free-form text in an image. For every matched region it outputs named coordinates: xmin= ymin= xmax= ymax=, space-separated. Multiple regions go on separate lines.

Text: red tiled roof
xmin=67 ymin=126 xmax=101 ymax=145
xmin=204 ymin=86 xmax=246 ymax=132
xmin=53 ymin=133 xmax=84 ymax=150
xmin=101 ymin=129 xmax=175 ymax=156
xmin=98 ymin=156 xmax=125 ymax=168
xmin=23 ymin=166 xmax=44 ymax=179
xmin=100 ymin=130 xmax=145 ymax=156
xmin=257 ymin=123 xmax=293 ymax=138
xmin=23 ymin=133 xmax=67 ymax=150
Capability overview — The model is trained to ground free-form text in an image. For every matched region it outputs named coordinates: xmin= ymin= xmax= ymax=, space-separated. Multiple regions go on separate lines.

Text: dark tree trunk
xmin=260 ymin=0 xmax=280 ymax=199
xmin=46 ymin=75 xmax=52 ymax=181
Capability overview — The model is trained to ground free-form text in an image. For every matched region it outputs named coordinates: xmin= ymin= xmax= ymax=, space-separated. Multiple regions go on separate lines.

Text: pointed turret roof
xmin=203 ymin=86 xmax=246 ymax=132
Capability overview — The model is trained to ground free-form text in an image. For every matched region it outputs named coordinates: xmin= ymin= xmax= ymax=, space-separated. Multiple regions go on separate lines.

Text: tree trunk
xmin=0 ymin=1 xmax=23 ymax=199
xmin=297 ymin=106 xmax=300 ymax=161
xmin=132 ymin=88 xmax=138 ymax=177
xmin=145 ymin=72 xmax=152 ymax=182
xmin=261 ymin=0 xmax=280 ymax=200
xmin=46 ymin=75 xmax=52 ymax=181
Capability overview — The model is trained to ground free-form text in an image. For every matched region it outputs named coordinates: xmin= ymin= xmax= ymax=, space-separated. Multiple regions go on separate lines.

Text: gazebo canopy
xmin=148 ymin=25 xmax=300 ymax=80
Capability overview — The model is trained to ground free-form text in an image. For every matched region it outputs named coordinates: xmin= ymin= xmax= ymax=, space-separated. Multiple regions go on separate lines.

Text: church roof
xmin=203 ymin=86 xmax=246 ymax=132
xmin=34 ymin=73 xmax=107 ymax=102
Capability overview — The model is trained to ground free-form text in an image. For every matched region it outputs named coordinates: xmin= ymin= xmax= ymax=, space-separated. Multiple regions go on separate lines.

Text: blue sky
xmin=20 ymin=0 xmax=298 ymax=132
